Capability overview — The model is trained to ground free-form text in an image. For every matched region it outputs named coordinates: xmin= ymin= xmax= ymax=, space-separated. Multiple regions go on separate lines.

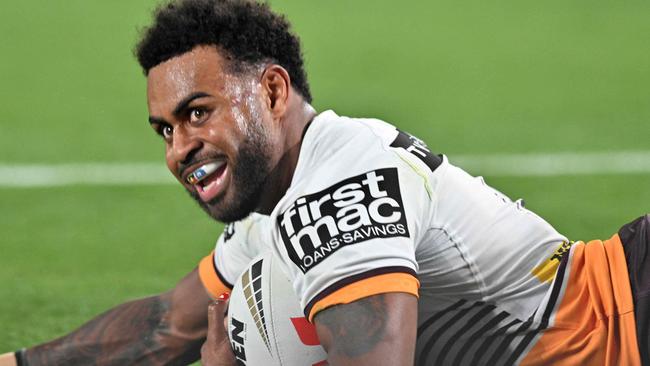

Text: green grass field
xmin=1 ymin=0 xmax=648 ymax=356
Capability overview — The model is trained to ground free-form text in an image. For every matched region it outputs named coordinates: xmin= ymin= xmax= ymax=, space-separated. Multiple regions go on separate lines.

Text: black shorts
xmin=619 ymin=214 xmax=650 ymax=365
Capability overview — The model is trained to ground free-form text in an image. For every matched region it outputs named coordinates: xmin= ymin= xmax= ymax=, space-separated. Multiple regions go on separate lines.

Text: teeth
xmin=187 ymin=162 xmax=224 ymax=184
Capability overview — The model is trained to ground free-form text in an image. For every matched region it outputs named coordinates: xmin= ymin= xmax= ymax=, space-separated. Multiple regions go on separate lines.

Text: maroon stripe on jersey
xmin=541 ymin=246 xmax=571 ymax=321
xmin=303 ymin=266 xmax=417 ymax=318
xmin=618 ymin=214 xmax=650 ymax=366
xmin=212 ymin=252 xmax=233 ymax=289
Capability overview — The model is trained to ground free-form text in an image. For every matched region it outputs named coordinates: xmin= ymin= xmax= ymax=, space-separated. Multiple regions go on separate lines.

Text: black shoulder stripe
xmin=390 ymin=129 xmax=443 ymax=172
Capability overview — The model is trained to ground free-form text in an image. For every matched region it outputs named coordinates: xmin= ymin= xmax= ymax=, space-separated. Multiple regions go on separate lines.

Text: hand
xmin=201 ymin=295 xmax=236 ymax=366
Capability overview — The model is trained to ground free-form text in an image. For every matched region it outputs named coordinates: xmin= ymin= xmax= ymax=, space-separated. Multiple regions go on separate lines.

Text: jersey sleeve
xmin=272 ymin=119 xmax=437 ymax=321
xmin=198 ymin=214 xmax=269 ymax=298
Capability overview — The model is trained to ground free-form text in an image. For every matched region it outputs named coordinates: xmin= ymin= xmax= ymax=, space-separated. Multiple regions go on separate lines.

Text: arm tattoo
xmin=24 ymin=296 xmax=203 ymax=366
xmin=315 ymin=294 xmax=388 ymax=358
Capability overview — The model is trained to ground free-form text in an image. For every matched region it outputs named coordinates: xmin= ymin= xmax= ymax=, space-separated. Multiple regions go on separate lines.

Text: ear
xmin=260 ymin=65 xmax=291 ymax=119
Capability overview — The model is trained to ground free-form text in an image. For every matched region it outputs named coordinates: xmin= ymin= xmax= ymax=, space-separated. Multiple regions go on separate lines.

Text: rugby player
xmin=1 ymin=0 xmax=648 ymax=365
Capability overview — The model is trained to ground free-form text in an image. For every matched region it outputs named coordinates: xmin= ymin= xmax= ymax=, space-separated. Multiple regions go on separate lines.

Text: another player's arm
xmin=314 ymin=292 xmax=418 ymax=366
xmin=0 ymin=268 xmax=211 ymax=366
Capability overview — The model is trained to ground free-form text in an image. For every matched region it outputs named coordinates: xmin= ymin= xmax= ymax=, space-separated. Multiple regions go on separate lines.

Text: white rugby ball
xmin=227 ymin=251 xmax=327 ymax=366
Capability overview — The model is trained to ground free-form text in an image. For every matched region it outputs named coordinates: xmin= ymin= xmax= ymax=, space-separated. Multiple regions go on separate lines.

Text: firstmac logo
xmin=278 ymin=168 xmax=409 ymax=273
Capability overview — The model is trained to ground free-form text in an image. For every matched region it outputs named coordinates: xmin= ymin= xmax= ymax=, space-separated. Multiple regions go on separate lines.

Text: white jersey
xmin=199 ymin=110 xmax=569 ymax=365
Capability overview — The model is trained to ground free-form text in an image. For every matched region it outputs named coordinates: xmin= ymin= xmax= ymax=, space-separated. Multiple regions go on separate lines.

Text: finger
xmin=206 ymin=293 xmax=230 ymax=342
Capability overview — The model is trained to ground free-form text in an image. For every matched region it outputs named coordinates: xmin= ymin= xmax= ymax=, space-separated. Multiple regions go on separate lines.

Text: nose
xmin=171 ymin=125 xmax=202 ymax=170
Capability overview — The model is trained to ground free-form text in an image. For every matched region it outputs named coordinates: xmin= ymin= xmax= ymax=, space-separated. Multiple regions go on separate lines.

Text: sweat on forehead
xmin=146 ymin=47 xmax=259 ymax=111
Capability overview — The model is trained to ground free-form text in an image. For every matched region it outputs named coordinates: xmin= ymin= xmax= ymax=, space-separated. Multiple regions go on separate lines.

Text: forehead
xmin=147 ymin=46 xmax=230 ymax=110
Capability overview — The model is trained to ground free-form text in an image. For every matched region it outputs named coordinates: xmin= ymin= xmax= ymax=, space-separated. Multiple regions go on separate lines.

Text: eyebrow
xmin=148 ymin=116 xmax=166 ymax=125
xmin=172 ymin=91 xmax=212 ymax=116
xmin=148 ymin=91 xmax=212 ymax=126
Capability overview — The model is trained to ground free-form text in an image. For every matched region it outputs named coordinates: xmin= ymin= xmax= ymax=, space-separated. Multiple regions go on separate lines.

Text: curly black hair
xmin=136 ymin=0 xmax=312 ymax=103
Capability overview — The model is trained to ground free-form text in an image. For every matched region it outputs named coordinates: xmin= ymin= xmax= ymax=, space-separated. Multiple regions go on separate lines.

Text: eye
xmin=161 ymin=125 xmax=173 ymax=140
xmin=189 ymin=108 xmax=208 ymax=124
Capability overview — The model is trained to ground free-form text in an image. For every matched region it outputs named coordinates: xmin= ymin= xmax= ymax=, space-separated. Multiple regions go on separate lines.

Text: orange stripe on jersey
xmin=520 ymin=235 xmax=641 ymax=366
xmin=308 ymin=272 xmax=419 ymax=322
xmin=198 ymin=251 xmax=231 ymax=299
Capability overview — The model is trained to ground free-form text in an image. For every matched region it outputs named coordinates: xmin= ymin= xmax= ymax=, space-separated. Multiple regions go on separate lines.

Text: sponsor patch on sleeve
xmin=277 ymin=168 xmax=410 ymax=273
xmin=390 ymin=129 xmax=443 ymax=172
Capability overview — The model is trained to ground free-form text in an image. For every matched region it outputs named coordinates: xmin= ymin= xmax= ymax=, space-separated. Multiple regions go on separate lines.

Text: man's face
xmin=146 ymin=46 xmax=274 ymax=222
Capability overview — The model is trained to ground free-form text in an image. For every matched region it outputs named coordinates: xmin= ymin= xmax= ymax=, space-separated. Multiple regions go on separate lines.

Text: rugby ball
xmin=227 ymin=251 xmax=328 ymax=365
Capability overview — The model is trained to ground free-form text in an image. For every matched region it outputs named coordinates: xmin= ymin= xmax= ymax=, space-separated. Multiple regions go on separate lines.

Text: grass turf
xmin=1 ymin=0 xmax=648 ymax=356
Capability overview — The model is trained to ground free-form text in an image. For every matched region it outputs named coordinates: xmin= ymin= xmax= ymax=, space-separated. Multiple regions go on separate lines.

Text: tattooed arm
xmin=314 ymin=293 xmax=418 ymax=366
xmin=20 ymin=269 xmax=211 ymax=366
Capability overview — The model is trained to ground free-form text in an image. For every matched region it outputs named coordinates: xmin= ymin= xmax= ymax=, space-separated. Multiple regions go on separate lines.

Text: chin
xmin=191 ymin=187 xmax=262 ymax=224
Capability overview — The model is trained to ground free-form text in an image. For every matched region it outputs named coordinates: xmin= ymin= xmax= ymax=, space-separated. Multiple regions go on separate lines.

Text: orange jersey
xmin=518 ymin=235 xmax=640 ymax=365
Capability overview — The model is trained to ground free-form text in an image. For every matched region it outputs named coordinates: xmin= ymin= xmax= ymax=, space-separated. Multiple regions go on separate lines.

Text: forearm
xmin=23 ymin=295 xmax=204 ymax=366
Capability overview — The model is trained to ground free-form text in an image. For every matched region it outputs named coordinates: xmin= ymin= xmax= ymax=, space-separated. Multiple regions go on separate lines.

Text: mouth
xmin=184 ymin=160 xmax=229 ymax=202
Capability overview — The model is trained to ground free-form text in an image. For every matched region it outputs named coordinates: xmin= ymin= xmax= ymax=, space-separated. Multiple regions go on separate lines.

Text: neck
xmin=255 ymin=101 xmax=317 ymax=215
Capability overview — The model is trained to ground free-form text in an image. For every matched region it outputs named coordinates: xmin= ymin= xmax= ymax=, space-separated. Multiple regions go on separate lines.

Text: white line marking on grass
xmin=452 ymin=151 xmax=650 ymax=177
xmin=0 ymin=151 xmax=649 ymax=187
xmin=0 ymin=163 xmax=175 ymax=187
